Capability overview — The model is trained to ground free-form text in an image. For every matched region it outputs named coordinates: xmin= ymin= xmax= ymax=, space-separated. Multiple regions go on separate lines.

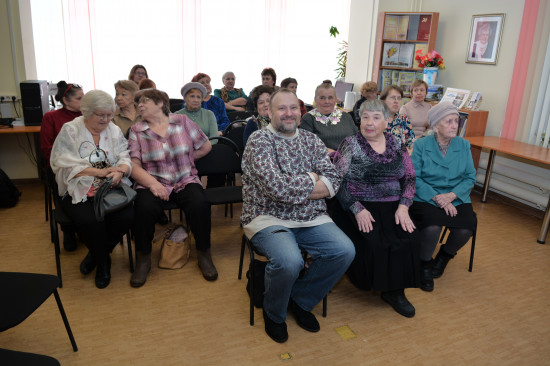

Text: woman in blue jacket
xmin=410 ymin=102 xmax=476 ymax=292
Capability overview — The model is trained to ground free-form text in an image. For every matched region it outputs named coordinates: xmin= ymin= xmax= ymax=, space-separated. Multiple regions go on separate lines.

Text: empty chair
xmin=0 ymin=272 xmax=78 ymax=352
xmin=223 ymin=120 xmax=247 ymax=156
xmin=227 ymin=110 xmax=252 ymax=122
xmin=0 ymin=348 xmax=60 ymax=366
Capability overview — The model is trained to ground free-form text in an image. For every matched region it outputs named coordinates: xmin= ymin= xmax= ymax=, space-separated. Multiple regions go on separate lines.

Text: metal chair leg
xmin=53 ymin=289 xmax=78 ymax=352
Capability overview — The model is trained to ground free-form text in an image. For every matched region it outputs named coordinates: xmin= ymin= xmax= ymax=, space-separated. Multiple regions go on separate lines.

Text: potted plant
xmin=330 ymin=26 xmax=348 ymax=79
xmin=415 ymin=50 xmax=445 ymax=85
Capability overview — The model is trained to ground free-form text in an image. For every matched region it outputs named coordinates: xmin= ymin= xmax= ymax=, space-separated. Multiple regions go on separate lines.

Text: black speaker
xmin=20 ymin=80 xmax=50 ymax=126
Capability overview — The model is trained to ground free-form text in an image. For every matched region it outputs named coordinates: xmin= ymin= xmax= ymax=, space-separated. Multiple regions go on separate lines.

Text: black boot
xmin=381 ymin=289 xmax=415 ymax=318
xmin=432 ymin=247 xmax=454 ymax=278
xmin=420 ymin=260 xmax=434 ymax=292
xmin=79 ymin=251 xmax=96 ymax=275
xmin=95 ymin=256 xmax=111 ymax=289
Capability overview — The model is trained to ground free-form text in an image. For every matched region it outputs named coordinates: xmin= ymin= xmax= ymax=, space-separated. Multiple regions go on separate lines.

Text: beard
xmin=274 ymin=118 xmax=298 ymax=135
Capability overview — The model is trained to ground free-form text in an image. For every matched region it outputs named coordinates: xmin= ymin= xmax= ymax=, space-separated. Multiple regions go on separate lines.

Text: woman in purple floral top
xmin=332 ymin=99 xmax=421 ymax=318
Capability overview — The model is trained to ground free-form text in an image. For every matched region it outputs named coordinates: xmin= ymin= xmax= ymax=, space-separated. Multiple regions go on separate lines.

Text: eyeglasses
xmin=62 ymin=83 xmax=82 ymax=99
xmin=138 ymin=97 xmax=151 ymax=104
xmin=388 ymin=96 xmax=402 ymax=101
xmin=135 ymin=71 xmax=147 ymax=76
xmin=93 ymin=112 xmax=114 ymax=120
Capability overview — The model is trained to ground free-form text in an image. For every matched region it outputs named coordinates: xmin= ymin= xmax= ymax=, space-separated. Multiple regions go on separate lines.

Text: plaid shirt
xmin=128 ymin=113 xmax=208 ymax=194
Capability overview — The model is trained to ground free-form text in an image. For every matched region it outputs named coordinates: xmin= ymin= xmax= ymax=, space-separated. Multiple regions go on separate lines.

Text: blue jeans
xmin=250 ymin=223 xmax=355 ymax=323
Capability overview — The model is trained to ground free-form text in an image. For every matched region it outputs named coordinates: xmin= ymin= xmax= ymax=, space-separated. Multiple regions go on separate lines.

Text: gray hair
xmin=359 ymin=99 xmax=391 ymax=120
xmin=222 ymin=71 xmax=235 ymax=81
xmin=80 ymin=90 xmax=116 ymax=119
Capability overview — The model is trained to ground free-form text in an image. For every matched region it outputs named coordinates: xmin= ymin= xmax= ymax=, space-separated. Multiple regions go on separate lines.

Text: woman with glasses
xmin=41 ymin=81 xmax=84 ymax=252
xmin=128 ymin=64 xmax=148 ymax=85
xmin=50 ymin=90 xmax=134 ymax=289
xmin=380 ymin=85 xmax=415 ymax=149
xmin=300 ymin=81 xmax=358 ymax=156
xmin=128 ymin=88 xmax=216 ymax=287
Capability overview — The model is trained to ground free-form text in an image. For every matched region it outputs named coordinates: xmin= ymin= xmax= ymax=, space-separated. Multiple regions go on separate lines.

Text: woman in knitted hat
xmin=175 ymin=82 xmax=220 ymax=140
xmin=409 ymin=101 xmax=476 ymax=292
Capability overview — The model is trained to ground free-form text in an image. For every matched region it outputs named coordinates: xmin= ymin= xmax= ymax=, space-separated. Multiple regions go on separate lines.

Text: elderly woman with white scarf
xmin=50 ymin=90 xmax=133 ymax=289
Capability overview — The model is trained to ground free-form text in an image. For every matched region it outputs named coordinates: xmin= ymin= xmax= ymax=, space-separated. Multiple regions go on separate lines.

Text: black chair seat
xmin=439 ymin=211 xmax=478 ymax=272
xmin=0 ymin=348 xmax=60 ymax=366
xmin=204 ymin=186 xmax=243 ymax=205
xmin=0 ymin=272 xmax=78 ymax=352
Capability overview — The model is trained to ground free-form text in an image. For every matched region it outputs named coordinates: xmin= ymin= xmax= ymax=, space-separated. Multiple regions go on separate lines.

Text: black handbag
xmin=93 ymin=177 xmax=136 ymax=222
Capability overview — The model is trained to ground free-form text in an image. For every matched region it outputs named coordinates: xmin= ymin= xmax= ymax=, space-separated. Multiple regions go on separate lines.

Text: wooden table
xmin=0 ymin=125 xmax=43 ymax=177
xmin=466 ymin=136 xmax=550 ymax=244
xmin=0 ymin=125 xmax=41 ymax=134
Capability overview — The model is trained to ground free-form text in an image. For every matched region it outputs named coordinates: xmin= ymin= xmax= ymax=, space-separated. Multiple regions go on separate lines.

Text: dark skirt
xmin=410 ymin=201 xmax=474 ymax=231
xmin=332 ymin=200 xmax=420 ymax=292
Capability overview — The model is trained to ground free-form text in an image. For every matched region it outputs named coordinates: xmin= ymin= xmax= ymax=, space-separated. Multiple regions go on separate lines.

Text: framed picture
xmin=466 ymin=14 xmax=505 ymax=65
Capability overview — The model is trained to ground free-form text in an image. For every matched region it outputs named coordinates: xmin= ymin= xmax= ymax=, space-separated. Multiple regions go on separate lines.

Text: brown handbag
xmin=158 ymin=224 xmax=191 ymax=269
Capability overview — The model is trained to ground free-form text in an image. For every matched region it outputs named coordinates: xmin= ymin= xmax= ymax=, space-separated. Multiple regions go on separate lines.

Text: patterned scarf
xmin=256 ymin=115 xmax=270 ymax=130
xmin=309 ymin=108 xmax=343 ymax=126
xmin=220 ymin=87 xmax=242 ymax=103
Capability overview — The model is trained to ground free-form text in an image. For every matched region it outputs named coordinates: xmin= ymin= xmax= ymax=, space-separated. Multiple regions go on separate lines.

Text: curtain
xmin=30 ymin=0 xmax=351 ymax=104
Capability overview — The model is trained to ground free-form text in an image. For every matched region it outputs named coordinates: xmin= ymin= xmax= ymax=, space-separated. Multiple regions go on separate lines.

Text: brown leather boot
xmin=197 ymin=248 xmax=218 ymax=281
xmin=130 ymin=252 xmax=151 ymax=288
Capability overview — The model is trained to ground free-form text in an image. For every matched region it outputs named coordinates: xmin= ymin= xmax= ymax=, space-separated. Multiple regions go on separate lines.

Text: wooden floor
xmin=1 ymin=182 xmax=550 ymax=365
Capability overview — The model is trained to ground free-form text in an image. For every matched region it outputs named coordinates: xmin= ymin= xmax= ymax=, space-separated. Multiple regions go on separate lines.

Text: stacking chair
xmin=0 ymin=272 xmax=78 ymax=352
xmin=47 ymin=174 xmax=134 ymax=287
xmin=439 ymin=211 xmax=478 ymax=272
xmin=195 ymin=137 xmax=243 ymax=218
xmin=0 ymin=348 xmax=60 ymax=365
xmin=238 ymin=234 xmax=327 ymax=326
xmin=169 ymin=98 xmax=184 ymax=113
xmin=223 ymin=120 xmax=247 ymax=156
xmin=227 ymin=110 xmax=252 ymax=122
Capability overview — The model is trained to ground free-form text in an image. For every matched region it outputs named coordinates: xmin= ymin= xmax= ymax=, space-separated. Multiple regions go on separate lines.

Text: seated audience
xmin=409 ymin=101 xmax=476 ymax=292
xmin=184 ymin=73 xmax=230 ymax=134
xmin=128 ymin=88 xmax=216 ymax=286
xmin=243 ymin=85 xmax=274 ymax=147
xmin=352 ymin=81 xmax=378 ymax=124
xmin=241 ymin=89 xmax=354 ymax=343
xmin=399 ymin=80 xmax=431 ymax=137
xmin=138 ymin=78 xmax=156 ymax=90
xmin=380 ymin=85 xmax=415 ymax=149
xmin=175 ymin=82 xmax=220 ymax=138
xmin=331 ymin=99 xmax=420 ymax=318
xmin=113 ymin=80 xmax=141 ymax=136
xmin=280 ymin=77 xmax=306 ymax=116
xmin=248 ymin=68 xmax=279 ymax=111
xmin=41 ymin=81 xmax=84 ymax=252
xmin=214 ymin=71 xmax=248 ymax=112
xmin=300 ymin=82 xmax=358 ymax=154
xmin=50 ymin=90 xmax=133 ymax=289
xmin=128 ymin=64 xmax=148 ymax=85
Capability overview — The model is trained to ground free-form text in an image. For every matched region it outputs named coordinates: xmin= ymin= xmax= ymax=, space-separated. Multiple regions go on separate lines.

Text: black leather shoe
xmin=79 ymin=251 xmax=96 ymax=275
xmin=432 ymin=248 xmax=454 ymax=278
xmin=420 ymin=260 xmax=434 ymax=292
xmin=288 ymin=298 xmax=320 ymax=332
xmin=95 ymin=256 xmax=111 ymax=289
xmin=263 ymin=310 xmax=288 ymax=343
xmin=63 ymin=232 xmax=78 ymax=252
xmin=381 ymin=290 xmax=415 ymax=318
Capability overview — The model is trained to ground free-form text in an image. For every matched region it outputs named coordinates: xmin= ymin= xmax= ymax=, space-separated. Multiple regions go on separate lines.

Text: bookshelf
xmin=372 ymin=12 xmax=439 ymax=96
xmin=458 ymin=109 xmax=489 ymax=169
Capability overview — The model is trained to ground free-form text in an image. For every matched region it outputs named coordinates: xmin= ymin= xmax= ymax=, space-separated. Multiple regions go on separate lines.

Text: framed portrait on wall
xmin=466 ymin=14 xmax=505 ymax=65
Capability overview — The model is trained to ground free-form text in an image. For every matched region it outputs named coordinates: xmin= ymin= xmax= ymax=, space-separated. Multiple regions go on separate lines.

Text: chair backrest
xmin=169 ymin=99 xmax=184 ymax=113
xmin=223 ymin=122 xmax=247 ymax=155
xmin=196 ymin=137 xmax=241 ymax=177
xmin=227 ymin=110 xmax=252 ymax=122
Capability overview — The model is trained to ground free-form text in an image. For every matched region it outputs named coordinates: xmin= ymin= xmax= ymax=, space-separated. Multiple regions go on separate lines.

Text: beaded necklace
xmin=435 ymin=133 xmax=451 ymax=157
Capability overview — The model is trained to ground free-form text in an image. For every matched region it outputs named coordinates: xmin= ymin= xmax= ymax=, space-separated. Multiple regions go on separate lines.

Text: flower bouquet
xmin=415 ymin=50 xmax=445 ymax=69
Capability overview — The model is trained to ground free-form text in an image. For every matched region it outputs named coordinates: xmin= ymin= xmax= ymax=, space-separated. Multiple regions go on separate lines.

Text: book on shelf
xmin=384 ymin=15 xmax=410 ymax=40
xmin=426 ymin=84 xmax=444 ymax=100
xmin=415 ymin=72 xmax=424 ymax=81
xmin=413 ymin=44 xmax=429 ymax=68
xmin=380 ymin=70 xmax=393 ymax=89
xmin=392 ymin=70 xmax=400 ymax=85
xmin=382 ymin=43 xmax=415 ymax=68
xmin=398 ymin=72 xmax=416 ymax=94
xmin=441 ymin=88 xmax=471 ymax=109
xmin=407 ymin=15 xmax=420 ymax=40
xmin=417 ymin=14 xmax=432 ymax=41
xmin=458 ymin=112 xmax=469 ymax=137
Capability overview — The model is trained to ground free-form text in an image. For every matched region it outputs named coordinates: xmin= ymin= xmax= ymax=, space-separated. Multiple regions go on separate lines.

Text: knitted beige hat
xmin=428 ymin=101 xmax=459 ymax=127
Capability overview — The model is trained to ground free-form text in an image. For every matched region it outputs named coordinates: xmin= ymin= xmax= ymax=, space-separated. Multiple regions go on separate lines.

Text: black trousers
xmin=133 ymin=183 xmax=211 ymax=254
xmin=60 ymin=195 xmax=134 ymax=264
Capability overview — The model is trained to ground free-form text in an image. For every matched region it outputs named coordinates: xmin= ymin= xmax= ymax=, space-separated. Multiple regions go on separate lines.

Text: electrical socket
xmin=0 ymin=95 xmax=18 ymax=103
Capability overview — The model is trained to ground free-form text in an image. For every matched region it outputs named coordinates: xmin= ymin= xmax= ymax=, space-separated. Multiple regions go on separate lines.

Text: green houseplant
xmin=330 ymin=26 xmax=348 ymax=79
